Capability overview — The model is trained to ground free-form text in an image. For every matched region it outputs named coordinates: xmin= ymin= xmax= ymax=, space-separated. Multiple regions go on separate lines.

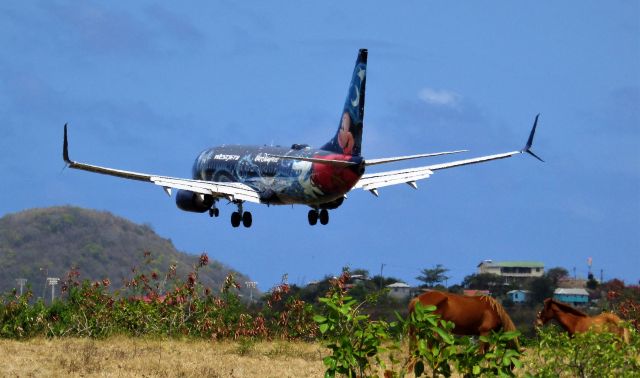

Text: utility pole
xmin=40 ymin=267 xmax=48 ymax=300
xmin=245 ymin=281 xmax=257 ymax=303
xmin=379 ymin=263 xmax=386 ymax=291
xmin=16 ymin=278 xmax=27 ymax=296
xmin=47 ymin=277 xmax=59 ymax=303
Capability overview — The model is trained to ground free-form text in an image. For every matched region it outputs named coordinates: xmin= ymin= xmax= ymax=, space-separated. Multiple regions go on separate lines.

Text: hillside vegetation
xmin=0 ymin=206 xmax=253 ymax=297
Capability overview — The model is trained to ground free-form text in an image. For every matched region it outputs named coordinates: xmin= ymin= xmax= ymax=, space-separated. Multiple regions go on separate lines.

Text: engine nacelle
xmin=175 ymin=190 xmax=214 ymax=213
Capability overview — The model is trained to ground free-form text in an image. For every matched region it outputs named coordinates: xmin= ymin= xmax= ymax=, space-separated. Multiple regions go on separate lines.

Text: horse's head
xmin=535 ymin=298 xmax=554 ymax=326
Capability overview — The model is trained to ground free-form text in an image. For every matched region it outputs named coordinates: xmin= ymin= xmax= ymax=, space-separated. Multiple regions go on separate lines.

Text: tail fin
xmin=321 ymin=48 xmax=367 ymax=156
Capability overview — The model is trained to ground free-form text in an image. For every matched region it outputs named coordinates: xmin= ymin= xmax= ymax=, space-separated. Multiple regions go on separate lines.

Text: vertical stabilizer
xmin=321 ymin=49 xmax=367 ymax=156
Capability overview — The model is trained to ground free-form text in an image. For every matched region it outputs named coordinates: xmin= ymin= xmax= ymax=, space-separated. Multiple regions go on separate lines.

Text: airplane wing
xmin=62 ymin=125 xmax=261 ymax=203
xmin=354 ymin=115 xmax=542 ymax=196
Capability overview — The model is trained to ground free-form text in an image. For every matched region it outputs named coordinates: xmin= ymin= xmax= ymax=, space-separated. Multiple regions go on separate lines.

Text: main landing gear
xmin=207 ymin=201 xmax=252 ymax=228
xmin=230 ymin=201 xmax=252 ymax=228
xmin=308 ymin=209 xmax=329 ymax=226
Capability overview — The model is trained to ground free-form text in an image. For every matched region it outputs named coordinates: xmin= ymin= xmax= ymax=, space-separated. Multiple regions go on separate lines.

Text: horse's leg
xmin=477 ymin=333 xmax=488 ymax=354
xmin=476 ymin=310 xmax=498 ymax=354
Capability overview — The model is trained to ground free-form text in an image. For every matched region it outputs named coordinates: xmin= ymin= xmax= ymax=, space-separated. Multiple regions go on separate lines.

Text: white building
xmin=386 ymin=282 xmax=411 ymax=300
xmin=477 ymin=260 xmax=544 ymax=278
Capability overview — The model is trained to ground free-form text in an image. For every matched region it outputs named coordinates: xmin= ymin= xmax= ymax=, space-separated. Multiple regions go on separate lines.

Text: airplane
xmin=62 ymin=48 xmax=542 ymax=228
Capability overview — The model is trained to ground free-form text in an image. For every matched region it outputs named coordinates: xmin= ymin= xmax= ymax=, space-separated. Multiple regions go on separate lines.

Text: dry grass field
xmin=0 ymin=338 xmax=328 ymax=377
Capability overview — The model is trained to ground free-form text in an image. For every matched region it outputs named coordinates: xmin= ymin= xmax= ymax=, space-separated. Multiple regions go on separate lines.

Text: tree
xmin=586 ymin=273 xmax=599 ymax=290
xmin=545 ymin=267 xmax=569 ymax=286
xmin=416 ymin=264 xmax=450 ymax=288
xmin=461 ymin=273 xmax=509 ymax=297
xmin=526 ymin=267 xmax=570 ymax=307
xmin=527 ymin=276 xmax=554 ymax=305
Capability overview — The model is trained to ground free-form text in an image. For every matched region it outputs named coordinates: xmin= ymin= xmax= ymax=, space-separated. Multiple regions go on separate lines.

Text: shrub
xmin=525 ymin=325 xmax=640 ymax=377
xmin=314 ymin=270 xmax=391 ymax=377
xmin=314 ymin=270 xmax=522 ymax=378
xmin=401 ymin=302 xmax=521 ymax=377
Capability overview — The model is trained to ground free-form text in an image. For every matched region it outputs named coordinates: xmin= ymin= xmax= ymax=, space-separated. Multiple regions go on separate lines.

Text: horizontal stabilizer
xmin=364 ymin=150 xmax=467 ymax=166
xmin=266 ymin=154 xmax=358 ymax=167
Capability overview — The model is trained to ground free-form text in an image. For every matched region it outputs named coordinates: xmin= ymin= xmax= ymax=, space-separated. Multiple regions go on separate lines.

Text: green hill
xmin=0 ymin=206 xmax=255 ymax=298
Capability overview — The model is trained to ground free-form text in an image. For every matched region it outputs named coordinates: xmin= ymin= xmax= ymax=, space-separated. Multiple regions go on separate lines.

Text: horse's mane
xmin=548 ymin=298 xmax=588 ymax=317
xmin=479 ymin=296 xmax=517 ymax=332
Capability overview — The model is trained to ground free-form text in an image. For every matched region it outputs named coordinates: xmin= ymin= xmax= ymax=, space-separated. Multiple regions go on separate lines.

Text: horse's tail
xmin=483 ymin=296 xmax=520 ymax=350
xmin=604 ymin=313 xmax=631 ymax=344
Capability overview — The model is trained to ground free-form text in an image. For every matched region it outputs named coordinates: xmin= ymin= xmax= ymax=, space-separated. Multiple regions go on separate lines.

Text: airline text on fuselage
xmin=254 ymin=154 xmax=280 ymax=164
xmin=214 ymin=154 xmax=240 ymax=161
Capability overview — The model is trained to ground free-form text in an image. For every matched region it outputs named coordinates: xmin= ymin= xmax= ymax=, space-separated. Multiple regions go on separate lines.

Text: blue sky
xmin=1 ymin=1 xmax=638 ymax=290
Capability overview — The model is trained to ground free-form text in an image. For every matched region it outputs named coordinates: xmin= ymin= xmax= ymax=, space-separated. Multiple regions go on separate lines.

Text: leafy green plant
xmin=526 ymin=325 xmax=640 ymax=378
xmin=398 ymin=302 xmax=521 ymax=377
xmin=0 ymin=289 xmax=47 ymax=338
xmin=402 ymin=301 xmax=457 ymax=377
xmin=456 ymin=330 xmax=522 ymax=377
xmin=314 ymin=270 xmax=391 ymax=378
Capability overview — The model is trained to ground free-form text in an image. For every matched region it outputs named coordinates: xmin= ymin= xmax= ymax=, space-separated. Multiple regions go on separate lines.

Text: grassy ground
xmin=0 ymin=338 xmax=327 ymax=377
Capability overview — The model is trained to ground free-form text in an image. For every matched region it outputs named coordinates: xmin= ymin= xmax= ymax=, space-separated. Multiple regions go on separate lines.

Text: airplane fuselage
xmin=191 ymin=145 xmax=365 ymax=207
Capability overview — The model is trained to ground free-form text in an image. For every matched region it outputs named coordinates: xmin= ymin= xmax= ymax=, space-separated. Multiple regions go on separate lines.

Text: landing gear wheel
xmin=231 ymin=212 xmax=241 ymax=227
xmin=242 ymin=212 xmax=252 ymax=228
xmin=308 ymin=210 xmax=318 ymax=226
xmin=319 ymin=209 xmax=329 ymax=225
xmin=209 ymin=208 xmax=219 ymax=217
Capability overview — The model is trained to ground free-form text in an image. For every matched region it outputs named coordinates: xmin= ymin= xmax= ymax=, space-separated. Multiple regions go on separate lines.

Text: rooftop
xmin=507 ymin=290 xmax=531 ymax=294
xmin=478 ymin=260 xmax=544 ymax=268
xmin=386 ymin=282 xmax=410 ymax=288
xmin=554 ymin=288 xmax=589 ymax=296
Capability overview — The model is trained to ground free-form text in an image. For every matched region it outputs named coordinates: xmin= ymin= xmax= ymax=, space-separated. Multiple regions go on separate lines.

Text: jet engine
xmin=175 ymin=190 xmax=214 ymax=213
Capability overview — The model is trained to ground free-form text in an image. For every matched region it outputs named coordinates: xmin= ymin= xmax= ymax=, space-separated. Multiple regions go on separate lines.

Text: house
xmin=386 ymin=282 xmax=411 ymax=300
xmin=553 ymin=288 xmax=589 ymax=306
xmin=477 ymin=260 xmax=544 ymax=278
xmin=507 ymin=290 xmax=530 ymax=303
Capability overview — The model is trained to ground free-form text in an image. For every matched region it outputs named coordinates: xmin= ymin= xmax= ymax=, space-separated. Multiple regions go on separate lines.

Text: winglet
xmin=521 ymin=114 xmax=544 ymax=162
xmin=63 ymin=123 xmax=72 ymax=164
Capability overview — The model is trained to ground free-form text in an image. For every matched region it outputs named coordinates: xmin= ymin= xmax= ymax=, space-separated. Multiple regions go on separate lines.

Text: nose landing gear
xmin=208 ymin=207 xmax=219 ymax=218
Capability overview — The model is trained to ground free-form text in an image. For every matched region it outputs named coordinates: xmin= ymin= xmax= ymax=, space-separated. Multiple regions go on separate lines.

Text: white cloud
xmin=418 ymin=88 xmax=461 ymax=107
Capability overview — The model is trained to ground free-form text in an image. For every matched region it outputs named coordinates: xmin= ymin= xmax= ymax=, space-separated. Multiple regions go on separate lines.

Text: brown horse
xmin=408 ymin=290 xmax=519 ymax=349
xmin=536 ymin=298 xmax=630 ymax=343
